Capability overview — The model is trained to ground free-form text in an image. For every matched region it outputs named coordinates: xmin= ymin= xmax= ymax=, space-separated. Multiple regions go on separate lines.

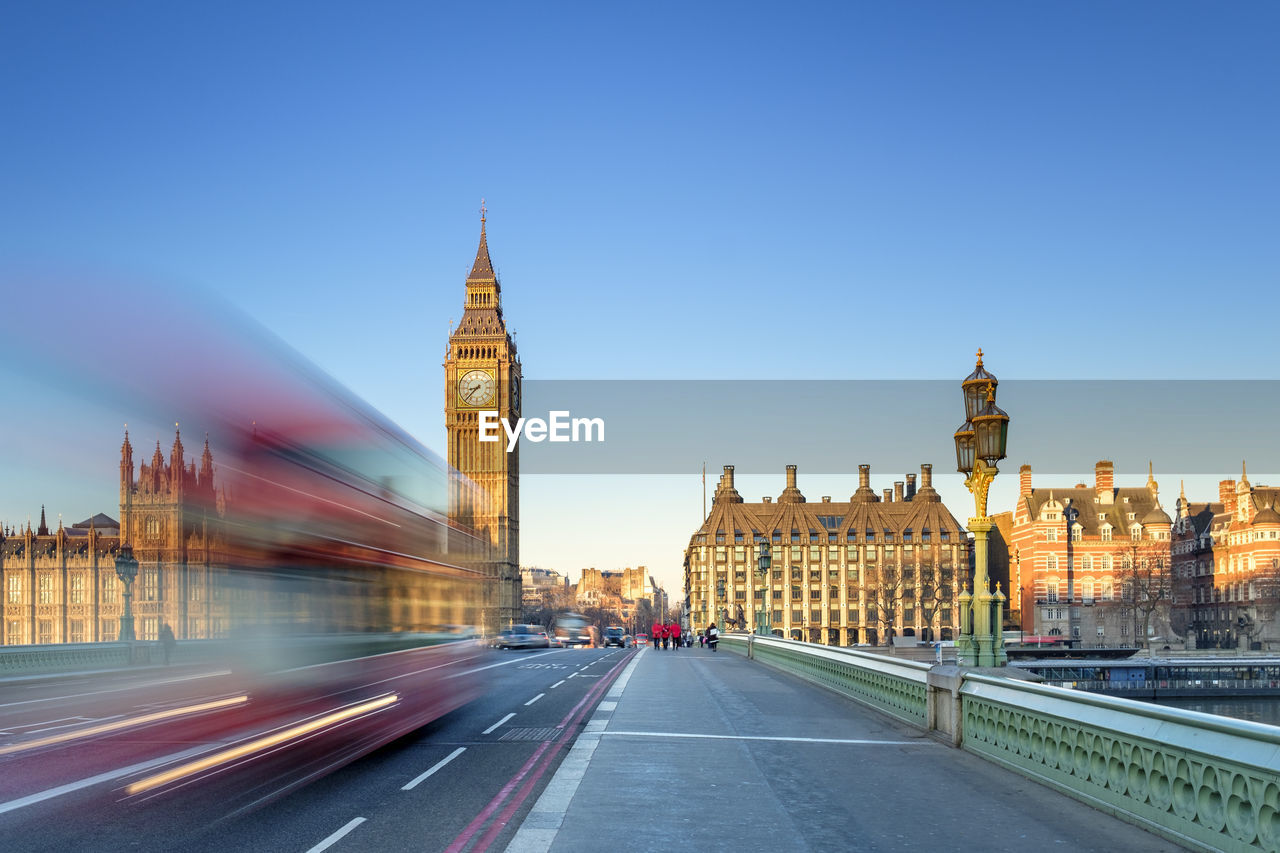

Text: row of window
xmin=3 ymin=570 xmax=224 ymax=604
xmin=703 ymin=528 xmax=954 ymax=545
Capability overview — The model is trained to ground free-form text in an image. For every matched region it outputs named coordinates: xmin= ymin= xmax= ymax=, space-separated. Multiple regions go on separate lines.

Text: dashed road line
xmin=524 ymin=693 xmax=545 ymax=706
xmin=549 ymin=680 xmax=566 ymax=689
xmin=305 ymin=817 xmax=366 ymax=853
xmin=402 ymin=747 xmax=466 ymax=791
xmin=482 ymin=713 xmax=516 ymax=735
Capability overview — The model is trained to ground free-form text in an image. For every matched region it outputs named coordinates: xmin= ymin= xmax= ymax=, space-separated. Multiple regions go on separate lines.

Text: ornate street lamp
xmin=115 ymin=545 xmax=139 ymax=643
xmin=953 ymin=349 xmax=1010 ymax=667
xmin=755 ymin=542 xmax=772 ymax=636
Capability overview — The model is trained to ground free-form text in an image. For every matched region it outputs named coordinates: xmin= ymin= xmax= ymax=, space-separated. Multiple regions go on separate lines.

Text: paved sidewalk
xmin=507 ymin=644 xmax=1187 ymax=852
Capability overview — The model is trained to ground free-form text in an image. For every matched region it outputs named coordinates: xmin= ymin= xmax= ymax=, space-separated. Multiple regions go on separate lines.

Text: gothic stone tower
xmin=445 ymin=210 xmax=521 ymax=631
xmin=119 ymin=426 xmax=220 ymax=640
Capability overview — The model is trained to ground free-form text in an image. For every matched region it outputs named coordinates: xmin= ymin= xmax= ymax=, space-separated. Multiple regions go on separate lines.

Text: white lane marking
xmin=0 ymin=670 xmax=232 ymax=709
xmin=504 ymin=644 xmax=644 ymax=853
xmin=482 ymin=712 xmax=516 ymax=735
xmin=603 ymin=731 xmax=922 ymax=745
xmin=446 ymin=651 xmax=559 ymax=678
xmin=0 ymin=742 xmax=217 ymax=815
xmin=565 ymin=673 xmax=577 ymax=679
xmin=305 ymin=817 xmax=366 ymax=853
xmin=402 ymin=747 xmax=466 ymax=791
xmin=549 ymin=680 xmax=566 ymax=689
xmin=524 ymin=693 xmax=545 ymax=706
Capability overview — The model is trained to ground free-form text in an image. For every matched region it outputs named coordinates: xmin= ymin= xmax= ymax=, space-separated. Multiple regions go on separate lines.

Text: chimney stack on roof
xmin=1020 ymin=464 xmax=1032 ymax=497
xmin=1095 ymin=461 xmax=1115 ymax=504
xmin=1220 ymin=479 xmax=1237 ymax=515
xmin=851 ymin=464 xmax=877 ymax=503
xmin=884 ymin=488 xmax=894 ymax=503
xmin=894 ymin=481 xmax=904 ymax=503
xmin=778 ymin=464 xmax=805 ymax=504
xmin=905 ymin=474 xmax=917 ymax=501
xmin=921 ymin=464 xmax=933 ymax=489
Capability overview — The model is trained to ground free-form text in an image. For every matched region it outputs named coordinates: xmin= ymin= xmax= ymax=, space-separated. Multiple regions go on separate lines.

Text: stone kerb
xmin=961 ymin=673 xmax=1280 ymax=852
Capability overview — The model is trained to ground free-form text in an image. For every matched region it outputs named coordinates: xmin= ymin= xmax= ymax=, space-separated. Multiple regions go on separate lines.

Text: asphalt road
xmin=0 ymin=646 xmax=631 ymax=853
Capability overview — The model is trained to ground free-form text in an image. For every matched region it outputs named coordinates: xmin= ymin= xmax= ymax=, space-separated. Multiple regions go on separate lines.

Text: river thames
xmin=1153 ymin=696 xmax=1280 ymax=727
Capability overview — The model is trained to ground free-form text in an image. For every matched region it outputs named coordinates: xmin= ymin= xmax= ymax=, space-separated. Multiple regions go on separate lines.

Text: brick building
xmin=1011 ymin=461 xmax=1178 ymax=647
xmin=1174 ymin=465 xmax=1280 ymax=650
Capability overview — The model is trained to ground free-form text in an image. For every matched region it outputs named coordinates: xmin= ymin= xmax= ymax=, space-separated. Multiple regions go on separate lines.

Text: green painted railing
xmin=724 ymin=633 xmax=930 ymax=728
xmin=0 ymin=641 xmax=136 ymax=675
xmin=0 ymin=633 xmax=468 ymax=679
xmin=962 ymin=674 xmax=1280 ymax=853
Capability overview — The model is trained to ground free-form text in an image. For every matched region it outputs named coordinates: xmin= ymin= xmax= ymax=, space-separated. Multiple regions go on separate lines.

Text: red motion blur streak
xmin=444 ymin=651 xmax=634 ymax=853
xmin=0 ymin=643 xmax=483 ymax=820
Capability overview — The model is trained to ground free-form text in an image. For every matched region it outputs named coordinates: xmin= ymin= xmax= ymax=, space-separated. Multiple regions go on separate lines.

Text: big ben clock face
xmin=458 ymin=369 xmax=496 ymax=407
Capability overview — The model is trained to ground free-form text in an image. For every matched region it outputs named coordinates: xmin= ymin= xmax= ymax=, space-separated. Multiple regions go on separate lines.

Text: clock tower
xmin=445 ymin=207 xmax=521 ymax=630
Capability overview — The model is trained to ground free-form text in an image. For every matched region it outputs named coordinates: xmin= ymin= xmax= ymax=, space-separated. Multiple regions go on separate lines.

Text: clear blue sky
xmin=2 ymin=2 xmax=1278 ymax=593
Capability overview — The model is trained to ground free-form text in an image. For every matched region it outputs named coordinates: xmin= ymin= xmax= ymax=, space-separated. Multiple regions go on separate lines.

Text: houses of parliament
xmin=1 ymin=211 xmax=523 ymax=644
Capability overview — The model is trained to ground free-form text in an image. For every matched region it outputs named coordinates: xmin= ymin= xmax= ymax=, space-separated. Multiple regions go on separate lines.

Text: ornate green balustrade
xmin=726 ymin=634 xmax=929 ymax=727
xmin=0 ymin=642 xmax=134 ymax=674
xmin=962 ymin=673 xmax=1280 ymax=853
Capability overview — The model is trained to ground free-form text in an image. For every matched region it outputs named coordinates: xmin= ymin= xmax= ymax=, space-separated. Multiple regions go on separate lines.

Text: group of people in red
xmin=649 ymin=621 xmax=720 ymax=650
xmin=650 ymin=621 xmax=684 ymax=649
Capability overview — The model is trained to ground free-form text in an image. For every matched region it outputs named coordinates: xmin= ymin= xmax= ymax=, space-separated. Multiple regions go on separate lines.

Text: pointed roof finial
xmin=975 ymin=347 xmax=984 ymax=367
xmin=468 ymin=202 xmax=496 ymax=281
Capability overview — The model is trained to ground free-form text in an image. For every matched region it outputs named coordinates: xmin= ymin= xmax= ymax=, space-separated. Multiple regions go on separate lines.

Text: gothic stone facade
xmin=2 ymin=428 xmax=230 ymax=645
xmin=445 ymin=213 xmax=521 ymax=630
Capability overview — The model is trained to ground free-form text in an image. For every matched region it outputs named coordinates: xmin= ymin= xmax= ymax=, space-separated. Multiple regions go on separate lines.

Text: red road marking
xmin=443 ymin=652 xmax=632 ymax=853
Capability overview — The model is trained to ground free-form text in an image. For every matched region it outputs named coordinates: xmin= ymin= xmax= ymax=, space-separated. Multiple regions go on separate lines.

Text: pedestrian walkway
xmin=507 ymin=644 xmax=1186 ymax=852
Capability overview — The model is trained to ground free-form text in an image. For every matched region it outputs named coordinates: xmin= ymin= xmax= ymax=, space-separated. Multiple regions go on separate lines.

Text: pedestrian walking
xmin=706 ymin=623 xmax=719 ymax=652
xmin=669 ymin=622 xmax=681 ymax=650
xmin=652 ymin=621 xmax=664 ymax=651
xmin=159 ymin=623 xmax=176 ymax=665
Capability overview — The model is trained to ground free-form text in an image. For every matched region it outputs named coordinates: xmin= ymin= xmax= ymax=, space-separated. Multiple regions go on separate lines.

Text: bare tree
xmin=1112 ymin=539 xmax=1173 ymax=648
xmin=916 ymin=565 xmax=953 ymax=643
xmin=866 ymin=564 xmax=906 ymax=646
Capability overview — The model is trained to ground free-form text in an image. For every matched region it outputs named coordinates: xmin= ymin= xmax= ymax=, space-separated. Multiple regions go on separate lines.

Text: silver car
xmin=499 ymin=624 xmax=551 ymax=650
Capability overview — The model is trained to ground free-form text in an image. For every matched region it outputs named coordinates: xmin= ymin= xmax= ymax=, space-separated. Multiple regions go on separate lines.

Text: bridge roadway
xmin=0 ymin=643 xmax=1188 ymax=852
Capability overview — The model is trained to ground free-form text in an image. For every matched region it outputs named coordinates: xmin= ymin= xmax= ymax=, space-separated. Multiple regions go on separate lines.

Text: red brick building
xmin=1174 ymin=465 xmax=1280 ymax=650
xmin=1011 ymin=461 xmax=1176 ymax=647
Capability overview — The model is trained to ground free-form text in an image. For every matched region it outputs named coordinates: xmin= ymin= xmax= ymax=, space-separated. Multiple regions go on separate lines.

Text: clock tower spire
xmin=446 ymin=205 xmax=521 ymax=631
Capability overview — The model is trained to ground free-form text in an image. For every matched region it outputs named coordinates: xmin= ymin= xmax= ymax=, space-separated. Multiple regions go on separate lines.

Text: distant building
xmin=1011 ymin=461 xmax=1175 ymax=647
xmin=1174 ymin=465 xmax=1280 ymax=650
xmin=684 ymin=464 xmax=967 ymax=645
xmin=521 ymin=566 xmax=569 ymax=609
xmin=2 ymin=428 xmax=230 ymax=645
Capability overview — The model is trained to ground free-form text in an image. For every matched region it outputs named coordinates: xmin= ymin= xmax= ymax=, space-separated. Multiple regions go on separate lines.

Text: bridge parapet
xmin=962 ymin=674 xmax=1280 ymax=853
xmin=722 ymin=633 xmax=930 ymax=727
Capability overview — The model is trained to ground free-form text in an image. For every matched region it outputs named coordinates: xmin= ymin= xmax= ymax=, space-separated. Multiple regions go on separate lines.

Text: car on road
xmin=498 ymin=625 xmax=551 ymax=650
xmin=602 ymin=626 xmax=629 ymax=648
xmin=635 ymin=633 xmax=649 ymax=646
